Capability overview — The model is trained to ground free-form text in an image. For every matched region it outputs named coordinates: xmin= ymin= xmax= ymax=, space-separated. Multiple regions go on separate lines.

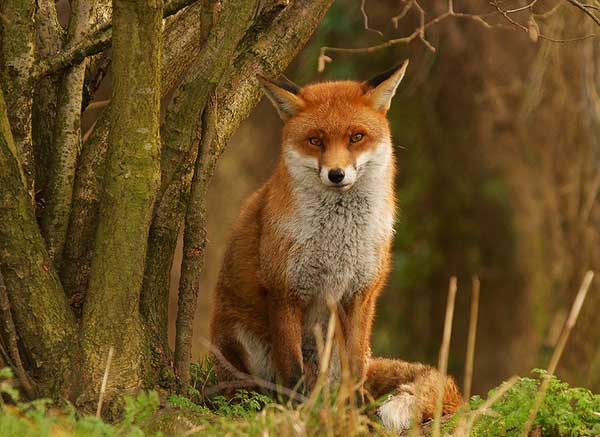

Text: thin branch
xmin=432 ymin=276 xmax=458 ymax=437
xmin=505 ymin=0 xmax=540 ymax=14
xmin=492 ymin=0 xmax=598 ymax=42
xmin=491 ymin=0 xmax=528 ymax=31
xmin=35 ymin=0 xmax=200 ymax=79
xmin=319 ymin=0 xmax=598 ymax=71
xmin=521 ymin=271 xmax=594 ymax=436
xmin=564 ymin=0 xmax=600 ymax=26
xmin=360 ymin=0 xmax=383 ymax=36
xmin=319 ymin=2 xmax=495 ymax=61
xmin=174 ymin=99 xmax=217 ymax=390
xmin=392 ymin=0 xmax=414 ymax=29
xmin=198 ymin=338 xmax=308 ymax=402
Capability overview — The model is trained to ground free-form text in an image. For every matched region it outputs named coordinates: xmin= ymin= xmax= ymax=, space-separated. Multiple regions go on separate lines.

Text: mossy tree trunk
xmin=0 ymin=86 xmax=77 ymax=396
xmin=0 ymin=0 xmax=332 ymax=411
xmin=78 ymin=0 xmax=163 ymax=409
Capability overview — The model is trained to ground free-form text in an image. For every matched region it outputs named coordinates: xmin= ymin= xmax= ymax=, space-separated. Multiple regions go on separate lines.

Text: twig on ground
xmin=463 ymin=276 xmax=480 ymax=402
xmin=198 ymin=337 xmax=308 ymax=403
xmin=521 ymin=270 xmax=594 ymax=436
xmin=432 ymin=276 xmax=457 ymax=437
xmin=96 ymin=346 xmax=114 ymax=417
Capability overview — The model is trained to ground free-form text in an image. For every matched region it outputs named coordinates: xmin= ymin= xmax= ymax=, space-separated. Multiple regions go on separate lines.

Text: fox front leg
xmin=342 ymin=287 xmax=380 ymax=396
xmin=268 ymin=297 xmax=304 ymax=391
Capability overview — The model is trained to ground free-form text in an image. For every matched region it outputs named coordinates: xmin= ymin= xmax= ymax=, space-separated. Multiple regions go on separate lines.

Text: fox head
xmin=257 ymin=61 xmax=408 ymax=192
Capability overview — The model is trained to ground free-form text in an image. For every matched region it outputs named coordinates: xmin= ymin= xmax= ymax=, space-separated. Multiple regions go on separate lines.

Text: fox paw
xmin=377 ymin=391 xmax=416 ymax=433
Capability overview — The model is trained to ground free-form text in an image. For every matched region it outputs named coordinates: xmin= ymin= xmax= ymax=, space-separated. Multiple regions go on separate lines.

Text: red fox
xmin=209 ymin=61 xmax=460 ymax=431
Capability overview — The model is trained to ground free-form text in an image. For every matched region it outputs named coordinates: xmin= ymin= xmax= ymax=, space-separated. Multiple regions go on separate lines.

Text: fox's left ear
xmin=363 ymin=60 xmax=409 ymax=113
xmin=257 ymin=74 xmax=305 ymax=121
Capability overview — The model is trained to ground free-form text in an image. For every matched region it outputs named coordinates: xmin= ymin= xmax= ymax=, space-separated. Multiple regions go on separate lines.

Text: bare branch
xmin=319 ymin=0 xmax=598 ymax=71
xmin=492 ymin=0 xmax=598 ymax=42
xmin=199 ymin=337 xmax=308 ymax=402
xmin=319 ymin=2 xmax=495 ymax=61
xmin=360 ymin=0 xmax=383 ymax=36
xmin=564 ymin=0 xmax=600 ymax=26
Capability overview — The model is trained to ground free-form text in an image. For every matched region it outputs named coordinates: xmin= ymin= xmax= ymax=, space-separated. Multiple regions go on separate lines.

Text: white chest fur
xmin=281 ymin=145 xmax=395 ymax=304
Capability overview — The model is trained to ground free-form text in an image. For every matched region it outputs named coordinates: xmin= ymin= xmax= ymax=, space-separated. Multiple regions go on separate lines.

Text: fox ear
xmin=363 ymin=60 xmax=409 ymax=113
xmin=257 ymin=74 xmax=305 ymax=121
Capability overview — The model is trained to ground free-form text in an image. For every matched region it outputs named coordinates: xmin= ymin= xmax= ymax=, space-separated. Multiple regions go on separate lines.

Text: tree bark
xmin=41 ymin=0 xmax=97 ymax=267
xmin=32 ymin=0 xmax=64 ymax=204
xmin=79 ymin=0 xmax=163 ymax=409
xmin=142 ymin=0 xmax=258 ymax=386
xmin=172 ymin=0 xmax=334 ymax=388
xmin=35 ymin=0 xmax=199 ymax=79
xmin=0 ymin=86 xmax=77 ymax=394
xmin=61 ymin=3 xmax=206 ymax=307
xmin=0 ymin=272 xmax=35 ymax=397
xmin=0 ymin=0 xmax=36 ymax=201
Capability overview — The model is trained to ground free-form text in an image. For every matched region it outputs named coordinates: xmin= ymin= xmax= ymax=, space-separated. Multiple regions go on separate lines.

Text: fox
xmin=209 ymin=60 xmax=461 ymax=431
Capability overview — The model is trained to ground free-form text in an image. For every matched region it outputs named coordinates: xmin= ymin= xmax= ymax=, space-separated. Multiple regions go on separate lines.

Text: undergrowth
xmin=446 ymin=369 xmax=600 ymax=437
xmin=0 ymin=364 xmax=598 ymax=436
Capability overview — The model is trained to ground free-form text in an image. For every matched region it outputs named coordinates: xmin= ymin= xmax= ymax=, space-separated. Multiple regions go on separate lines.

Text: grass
xmin=0 ymin=272 xmax=596 ymax=436
xmin=1 ymin=363 xmax=599 ymax=436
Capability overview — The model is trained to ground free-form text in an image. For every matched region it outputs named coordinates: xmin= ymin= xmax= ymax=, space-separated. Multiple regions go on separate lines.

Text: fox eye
xmin=308 ymin=137 xmax=322 ymax=147
xmin=350 ymin=133 xmax=364 ymax=143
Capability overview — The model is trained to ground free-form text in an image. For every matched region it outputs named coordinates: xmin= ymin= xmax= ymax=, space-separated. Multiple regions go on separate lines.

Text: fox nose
xmin=328 ymin=168 xmax=345 ymax=184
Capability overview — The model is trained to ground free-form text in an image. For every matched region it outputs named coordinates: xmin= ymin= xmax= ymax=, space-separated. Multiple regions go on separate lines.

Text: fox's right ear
xmin=257 ymin=74 xmax=305 ymax=121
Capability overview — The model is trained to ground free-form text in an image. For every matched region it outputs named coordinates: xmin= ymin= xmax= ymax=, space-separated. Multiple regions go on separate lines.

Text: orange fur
xmin=209 ymin=62 xmax=460 ymax=427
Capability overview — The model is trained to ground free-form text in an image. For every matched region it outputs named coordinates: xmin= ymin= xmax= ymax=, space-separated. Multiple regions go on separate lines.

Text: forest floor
xmin=0 ymin=362 xmax=599 ymax=436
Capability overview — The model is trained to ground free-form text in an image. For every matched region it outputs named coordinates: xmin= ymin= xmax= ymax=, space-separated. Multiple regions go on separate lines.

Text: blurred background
xmin=166 ymin=0 xmax=600 ymax=395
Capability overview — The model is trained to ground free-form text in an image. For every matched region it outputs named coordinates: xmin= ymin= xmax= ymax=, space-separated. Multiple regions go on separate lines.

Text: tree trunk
xmin=0 ymin=0 xmax=333 ymax=409
xmin=79 ymin=0 xmax=163 ymax=410
xmin=0 ymin=0 xmax=36 ymax=201
xmin=146 ymin=0 xmax=259 ymax=389
xmin=41 ymin=0 xmax=97 ymax=267
xmin=61 ymin=2 xmax=207 ymax=308
xmin=0 ymin=86 xmax=77 ymax=395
